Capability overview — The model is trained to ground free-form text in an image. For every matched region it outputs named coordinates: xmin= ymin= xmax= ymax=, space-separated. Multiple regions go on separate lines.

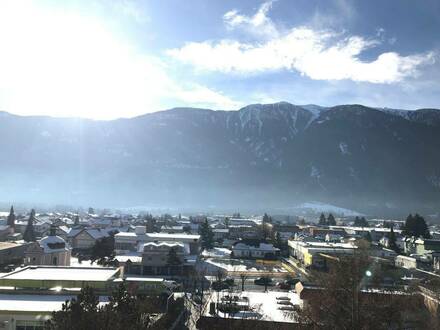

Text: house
xmin=288 ymin=239 xmax=356 ymax=269
xmin=213 ymin=228 xmax=229 ymax=241
xmin=67 ymin=228 xmax=112 ymax=252
xmin=25 ymin=225 xmax=72 ymax=266
xmin=379 ymin=235 xmax=405 ymax=251
xmin=114 ymin=227 xmax=200 ymax=254
xmin=0 ymin=241 xmax=30 ymax=265
xmin=231 ymin=241 xmax=279 ymax=259
xmin=160 ymin=225 xmax=184 ymax=234
xmin=114 ymin=227 xmax=200 ymax=276
xmin=395 ymin=255 xmax=419 ymax=269
xmin=403 ymin=237 xmax=440 ymax=255
xmin=14 ymin=218 xmax=51 ymax=239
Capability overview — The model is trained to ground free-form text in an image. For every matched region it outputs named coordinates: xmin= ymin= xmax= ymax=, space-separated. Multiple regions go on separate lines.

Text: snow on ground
xmin=206 ymin=291 xmax=301 ymax=323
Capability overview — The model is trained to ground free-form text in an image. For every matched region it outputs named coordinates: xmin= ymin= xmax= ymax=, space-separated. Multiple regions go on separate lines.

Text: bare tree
xmin=239 ymin=272 xmax=248 ymax=292
xmin=298 ymin=250 xmax=431 ymax=329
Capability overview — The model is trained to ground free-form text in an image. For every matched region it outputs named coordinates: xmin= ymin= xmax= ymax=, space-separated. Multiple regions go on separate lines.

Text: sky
xmin=0 ymin=0 xmax=439 ymax=119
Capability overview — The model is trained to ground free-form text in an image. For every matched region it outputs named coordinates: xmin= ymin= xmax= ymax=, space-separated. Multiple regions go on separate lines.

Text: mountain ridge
xmin=1 ymin=102 xmax=440 ymax=216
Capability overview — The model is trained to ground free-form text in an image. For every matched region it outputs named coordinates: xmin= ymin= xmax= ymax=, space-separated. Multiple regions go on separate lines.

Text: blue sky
xmin=0 ymin=0 xmax=439 ymax=119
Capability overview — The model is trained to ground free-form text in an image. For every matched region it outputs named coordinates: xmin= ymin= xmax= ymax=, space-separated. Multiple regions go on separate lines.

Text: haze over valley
xmin=2 ymin=102 xmax=440 ymax=217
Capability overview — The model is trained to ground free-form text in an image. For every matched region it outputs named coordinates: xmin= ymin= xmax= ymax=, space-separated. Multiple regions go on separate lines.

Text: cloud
xmin=112 ymin=0 xmax=149 ymax=24
xmin=174 ymin=84 xmax=243 ymax=109
xmin=223 ymin=1 xmax=278 ymax=38
xmin=0 ymin=1 xmax=240 ymax=119
xmin=168 ymin=2 xmax=435 ymax=84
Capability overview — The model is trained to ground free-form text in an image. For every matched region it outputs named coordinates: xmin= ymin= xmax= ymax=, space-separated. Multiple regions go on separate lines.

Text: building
xmin=379 ymin=235 xmax=405 ymax=251
xmin=114 ymin=227 xmax=200 ymax=275
xmin=404 ymin=237 xmax=440 ymax=255
xmin=212 ymin=228 xmax=229 ymax=241
xmin=67 ymin=228 xmax=112 ymax=252
xmin=288 ymin=239 xmax=356 ymax=269
xmin=231 ymin=241 xmax=279 ymax=259
xmin=0 ymin=242 xmax=30 ymax=266
xmin=25 ymin=225 xmax=71 ymax=266
xmin=395 ymin=255 xmax=419 ymax=269
xmin=115 ymin=227 xmax=200 ymax=254
xmin=0 ymin=266 xmax=172 ymax=329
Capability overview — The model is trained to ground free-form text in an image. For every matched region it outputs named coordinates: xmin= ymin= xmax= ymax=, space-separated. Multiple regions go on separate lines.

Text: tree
xmin=199 ymin=219 xmax=214 ymax=250
xmin=327 ymin=213 xmax=336 ymax=226
xmin=388 ymin=226 xmax=400 ymax=254
xmin=318 ymin=213 xmax=327 ymax=226
xmin=402 ymin=213 xmax=431 ymax=238
xmin=354 ymin=216 xmax=369 ymax=227
xmin=91 ymin=234 xmax=116 ymax=264
xmin=298 ymin=218 xmax=306 ymax=225
xmin=224 ymin=217 xmax=230 ymax=229
xmin=88 ymin=207 xmax=95 ymax=215
xmin=166 ymin=247 xmax=182 ymax=267
xmin=74 ymin=215 xmax=80 ymax=226
xmin=6 ymin=205 xmax=15 ymax=229
xmin=261 ymin=213 xmax=272 ymax=240
xmin=46 ymin=286 xmax=100 ymax=330
xmin=46 ymin=284 xmax=157 ymax=330
xmin=239 ymin=272 xmax=248 ymax=291
xmin=299 ymin=252 xmax=428 ymax=329
xmin=365 ymin=231 xmax=372 ymax=242
xmin=23 ymin=209 xmax=36 ymax=242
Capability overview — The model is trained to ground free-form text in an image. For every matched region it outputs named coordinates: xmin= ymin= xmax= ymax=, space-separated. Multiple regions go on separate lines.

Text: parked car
xmin=212 ymin=279 xmax=234 ymax=291
xmin=276 ymin=282 xmax=291 ymax=290
xmin=254 ymin=277 xmax=273 ymax=286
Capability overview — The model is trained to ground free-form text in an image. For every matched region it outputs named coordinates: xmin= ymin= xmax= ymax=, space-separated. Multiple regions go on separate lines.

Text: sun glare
xmin=0 ymin=1 xmax=170 ymax=119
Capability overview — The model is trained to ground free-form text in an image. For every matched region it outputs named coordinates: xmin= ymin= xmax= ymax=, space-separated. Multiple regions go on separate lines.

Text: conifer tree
xmin=388 ymin=226 xmax=400 ymax=253
xmin=319 ymin=213 xmax=327 ymax=226
xmin=23 ymin=209 xmax=36 ymax=242
xmin=167 ymin=247 xmax=182 ymax=266
xmin=402 ymin=213 xmax=430 ymax=238
xmin=199 ymin=218 xmax=214 ymax=249
xmin=7 ymin=205 xmax=15 ymax=229
xmin=327 ymin=213 xmax=336 ymax=226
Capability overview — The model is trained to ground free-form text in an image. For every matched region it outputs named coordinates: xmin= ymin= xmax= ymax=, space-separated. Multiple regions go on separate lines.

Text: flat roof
xmin=0 ymin=294 xmax=108 ymax=312
xmin=121 ymin=276 xmax=164 ymax=282
xmin=116 ymin=232 xmax=200 ymax=240
xmin=1 ymin=266 xmax=119 ymax=282
xmin=0 ymin=242 xmax=24 ymax=251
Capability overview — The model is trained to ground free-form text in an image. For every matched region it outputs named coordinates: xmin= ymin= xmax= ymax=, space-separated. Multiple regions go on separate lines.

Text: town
xmin=0 ymin=206 xmax=439 ymax=329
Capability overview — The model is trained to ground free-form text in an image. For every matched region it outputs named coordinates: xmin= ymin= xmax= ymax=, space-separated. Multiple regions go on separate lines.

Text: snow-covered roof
xmin=0 ymin=241 xmax=25 ymax=251
xmin=39 ymin=235 xmax=69 ymax=253
xmin=142 ymin=241 xmax=184 ymax=248
xmin=1 ymin=266 xmax=119 ymax=282
xmin=114 ymin=254 xmax=142 ymax=263
xmin=116 ymin=232 xmax=200 ymax=241
xmin=232 ymin=242 xmax=279 ymax=252
xmin=0 ymin=294 xmax=108 ymax=312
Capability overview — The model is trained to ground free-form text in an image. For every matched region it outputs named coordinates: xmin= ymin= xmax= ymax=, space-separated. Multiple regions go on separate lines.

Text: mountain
xmin=1 ymin=102 xmax=440 ymax=216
